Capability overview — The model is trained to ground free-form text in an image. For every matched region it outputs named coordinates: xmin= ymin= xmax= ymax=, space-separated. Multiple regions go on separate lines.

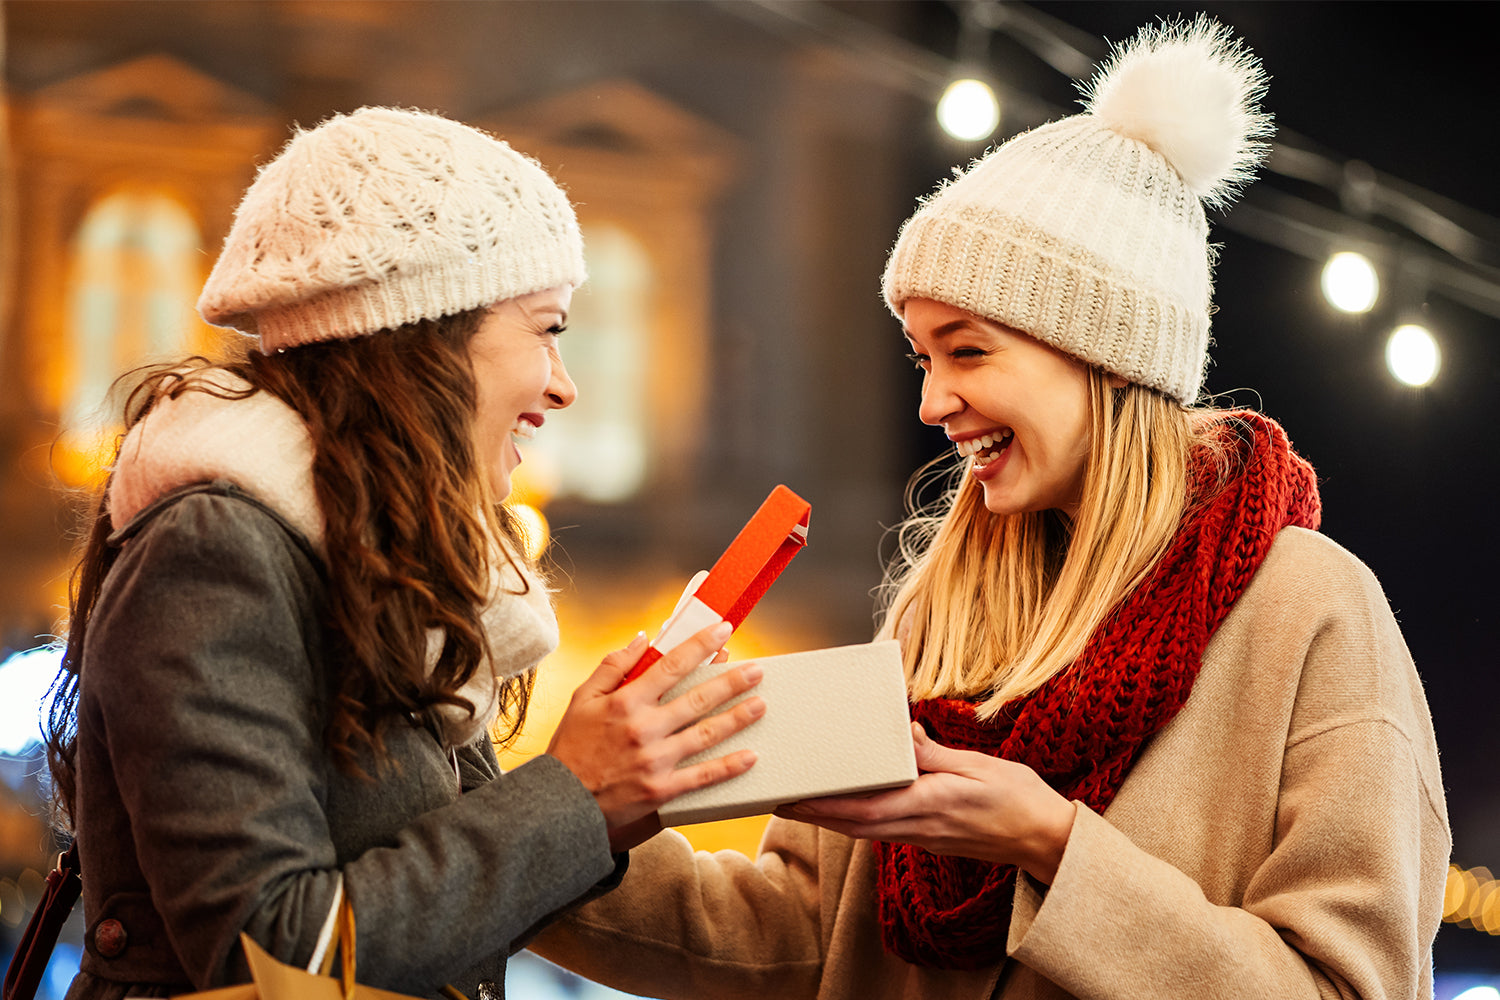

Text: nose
xmin=547 ymin=353 xmax=577 ymax=409
xmin=917 ymin=367 xmax=961 ymax=426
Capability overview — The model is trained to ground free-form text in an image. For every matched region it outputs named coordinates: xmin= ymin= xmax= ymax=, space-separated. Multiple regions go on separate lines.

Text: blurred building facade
xmin=0 ymin=1 xmax=945 ymax=655
xmin=0 ymin=2 xmax=957 ymax=931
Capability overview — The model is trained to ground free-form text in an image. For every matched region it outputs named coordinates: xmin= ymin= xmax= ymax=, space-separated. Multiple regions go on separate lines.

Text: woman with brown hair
xmin=529 ymin=19 xmax=1449 ymax=1000
xmin=43 ymin=107 xmax=762 ymax=1000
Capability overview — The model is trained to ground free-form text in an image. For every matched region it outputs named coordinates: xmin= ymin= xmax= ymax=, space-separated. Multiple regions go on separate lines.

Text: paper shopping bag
xmin=173 ymin=899 xmax=437 ymax=1000
xmin=171 ymin=934 xmax=420 ymax=1000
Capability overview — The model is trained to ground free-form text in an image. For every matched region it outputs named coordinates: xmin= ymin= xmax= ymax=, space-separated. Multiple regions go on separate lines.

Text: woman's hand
xmin=547 ymin=622 xmax=764 ymax=853
xmin=775 ymin=723 xmax=1077 ymax=884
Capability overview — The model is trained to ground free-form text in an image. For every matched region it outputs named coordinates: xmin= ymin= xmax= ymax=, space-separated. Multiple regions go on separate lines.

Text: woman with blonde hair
xmin=43 ymin=107 xmax=762 ymax=1000
xmin=529 ymin=19 xmax=1449 ymax=999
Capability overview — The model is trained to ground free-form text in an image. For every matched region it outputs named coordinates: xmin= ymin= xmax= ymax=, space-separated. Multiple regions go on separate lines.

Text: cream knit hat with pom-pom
xmin=883 ymin=17 xmax=1272 ymax=404
xmin=199 ymin=107 xmax=586 ymax=352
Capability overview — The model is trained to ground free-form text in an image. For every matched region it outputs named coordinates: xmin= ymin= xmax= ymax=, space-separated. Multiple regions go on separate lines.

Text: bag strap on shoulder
xmin=2 ymin=843 xmax=82 ymax=1000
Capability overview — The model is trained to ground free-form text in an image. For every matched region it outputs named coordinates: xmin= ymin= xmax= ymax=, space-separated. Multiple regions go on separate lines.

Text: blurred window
xmin=56 ymin=190 xmax=203 ymax=482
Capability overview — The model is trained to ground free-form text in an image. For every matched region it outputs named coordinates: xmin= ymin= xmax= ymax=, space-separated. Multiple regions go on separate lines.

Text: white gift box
xmin=658 ymin=639 xmax=918 ymax=827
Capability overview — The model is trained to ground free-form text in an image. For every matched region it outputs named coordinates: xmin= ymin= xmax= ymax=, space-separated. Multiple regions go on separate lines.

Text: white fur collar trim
xmin=110 ymin=370 xmax=323 ymax=546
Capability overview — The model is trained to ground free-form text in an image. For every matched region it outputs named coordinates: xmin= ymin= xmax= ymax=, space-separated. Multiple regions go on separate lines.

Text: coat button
xmin=476 ymin=981 xmax=500 ymax=1000
xmin=94 ymin=918 xmax=127 ymax=958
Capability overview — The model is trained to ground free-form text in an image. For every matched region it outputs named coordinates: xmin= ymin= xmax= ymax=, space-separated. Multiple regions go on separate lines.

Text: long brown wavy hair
xmin=46 ymin=309 xmax=536 ymax=826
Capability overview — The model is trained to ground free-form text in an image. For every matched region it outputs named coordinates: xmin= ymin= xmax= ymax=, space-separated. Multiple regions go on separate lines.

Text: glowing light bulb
xmin=1320 ymin=251 xmax=1379 ymax=314
xmin=937 ymin=79 xmax=1000 ymax=141
xmin=1452 ymin=987 xmax=1500 ymax=1000
xmin=1385 ymin=323 xmax=1439 ymax=387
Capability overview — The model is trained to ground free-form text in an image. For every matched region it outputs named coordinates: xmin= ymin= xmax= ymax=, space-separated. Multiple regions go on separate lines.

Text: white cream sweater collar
xmin=108 ymin=370 xmax=559 ymax=748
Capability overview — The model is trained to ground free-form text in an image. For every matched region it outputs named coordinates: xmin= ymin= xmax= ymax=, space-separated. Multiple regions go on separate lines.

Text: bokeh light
xmin=937 ymin=78 xmax=1000 ymax=141
xmin=1386 ymin=323 xmax=1440 ymax=387
xmin=508 ymin=503 xmax=550 ymax=561
xmin=1455 ymin=988 xmax=1500 ymax=1000
xmin=1320 ymin=251 xmax=1380 ymax=314
xmin=1444 ymin=864 xmax=1500 ymax=935
xmin=0 ymin=645 xmax=62 ymax=754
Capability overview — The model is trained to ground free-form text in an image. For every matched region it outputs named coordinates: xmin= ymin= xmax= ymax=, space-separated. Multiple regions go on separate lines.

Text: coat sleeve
xmin=1005 ymin=538 xmax=1451 ymax=1000
xmin=528 ymin=818 xmax=832 ymax=999
xmin=79 ymin=491 xmax=617 ymax=993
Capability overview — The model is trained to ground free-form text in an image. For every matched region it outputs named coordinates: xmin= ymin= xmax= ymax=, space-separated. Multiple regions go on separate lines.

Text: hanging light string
xmin=719 ymin=0 xmax=1500 ymax=388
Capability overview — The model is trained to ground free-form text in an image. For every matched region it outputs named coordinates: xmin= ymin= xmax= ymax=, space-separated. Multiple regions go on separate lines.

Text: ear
xmin=1105 ymin=372 xmax=1129 ymax=389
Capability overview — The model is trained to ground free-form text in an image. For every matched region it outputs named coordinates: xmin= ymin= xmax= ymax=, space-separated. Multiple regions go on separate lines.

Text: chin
xmin=979 ymin=484 xmax=1049 ymax=518
xmin=978 ymin=489 xmax=1021 ymax=516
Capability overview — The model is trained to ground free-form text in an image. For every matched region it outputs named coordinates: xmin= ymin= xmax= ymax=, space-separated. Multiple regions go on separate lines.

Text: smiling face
xmin=469 ymin=284 xmax=577 ymax=500
xmin=904 ymin=298 xmax=1096 ymax=519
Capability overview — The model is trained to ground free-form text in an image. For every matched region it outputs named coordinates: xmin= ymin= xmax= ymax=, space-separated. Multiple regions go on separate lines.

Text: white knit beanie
xmin=199 ymin=107 xmax=586 ymax=351
xmin=883 ymin=18 xmax=1272 ymax=404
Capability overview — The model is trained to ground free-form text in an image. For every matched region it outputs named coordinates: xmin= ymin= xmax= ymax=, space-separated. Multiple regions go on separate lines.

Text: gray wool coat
xmin=64 ymin=483 xmax=622 ymax=1000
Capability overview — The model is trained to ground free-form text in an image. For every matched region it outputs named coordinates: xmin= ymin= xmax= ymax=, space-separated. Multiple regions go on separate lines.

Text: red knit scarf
xmin=874 ymin=411 xmax=1321 ymax=969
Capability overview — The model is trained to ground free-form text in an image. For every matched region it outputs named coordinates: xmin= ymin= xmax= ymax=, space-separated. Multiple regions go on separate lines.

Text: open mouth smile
xmin=511 ymin=416 xmax=539 ymax=445
xmin=955 ymin=430 xmax=1013 ymax=468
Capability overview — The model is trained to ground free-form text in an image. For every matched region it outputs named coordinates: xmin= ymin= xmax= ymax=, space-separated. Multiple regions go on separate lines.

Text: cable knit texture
xmin=882 ymin=19 xmax=1272 ymax=403
xmin=107 ymin=371 xmax=558 ymax=747
xmin=875 ymin=411 xmax=1321 ymax=969
xmin=198 ymin=107 xmax=586 ymax=352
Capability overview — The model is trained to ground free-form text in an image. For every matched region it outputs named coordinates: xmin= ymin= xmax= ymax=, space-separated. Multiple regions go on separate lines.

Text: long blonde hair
xmin=876 ymin=370 xmax=1225 ymax=719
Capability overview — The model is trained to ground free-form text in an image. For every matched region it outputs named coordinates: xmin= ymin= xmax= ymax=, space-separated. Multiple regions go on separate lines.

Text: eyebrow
xmin=904 ymin=319 xmax=981 ymax=341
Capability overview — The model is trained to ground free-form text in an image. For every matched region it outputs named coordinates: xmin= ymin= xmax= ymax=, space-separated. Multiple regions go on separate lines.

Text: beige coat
xmin=531 ymin=528 xmax=1450 ymax=999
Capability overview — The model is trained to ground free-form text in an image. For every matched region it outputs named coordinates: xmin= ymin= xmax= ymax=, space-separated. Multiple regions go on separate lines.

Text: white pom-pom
xmin=1082 ymin=16 xmax=1273 ymax=210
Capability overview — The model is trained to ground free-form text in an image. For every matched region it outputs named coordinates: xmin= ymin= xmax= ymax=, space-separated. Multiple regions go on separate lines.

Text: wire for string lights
xmin=724 ymin=0 xmax=1500 ymax=391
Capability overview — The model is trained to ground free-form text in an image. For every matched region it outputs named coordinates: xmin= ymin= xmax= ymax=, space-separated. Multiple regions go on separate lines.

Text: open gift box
xmin=631 ymin=485 xmax=917 ymax=827
xmin=658 ymin=638 xmax=918 ymax=827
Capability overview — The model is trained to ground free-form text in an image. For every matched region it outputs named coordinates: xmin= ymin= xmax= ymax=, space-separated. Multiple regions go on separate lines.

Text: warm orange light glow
xmin=1444 ymin=864 xmax=1500 ymax=935
xmin=50 ymin=427 xmax=118 ymax=489
xmin=1446 ymin=865 xmax=1470 ymax=921
xmin=507 ymin=463 xmax=556 ymax=511
xmin=508 ymin=503 xmax=550 ymax=561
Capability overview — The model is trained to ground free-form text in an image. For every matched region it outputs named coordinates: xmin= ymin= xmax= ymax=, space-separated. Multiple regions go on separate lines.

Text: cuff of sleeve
xmin=519 ymin=753 xmax=612 ymax=854
xmin=1004 ymin=803 xmax=1219 ymax=998
xmin=517 ymin=755 xmax=629 ymax=895
xmin=1008 ymin=803 xmax=1142 ymax=976
xmin=1008 ymin=804 xmax=1082 ymax=958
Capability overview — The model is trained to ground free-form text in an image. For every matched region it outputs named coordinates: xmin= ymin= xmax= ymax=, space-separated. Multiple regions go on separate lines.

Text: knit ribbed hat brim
xmin=884 ymin=204 xmax=1207 ymax=404
xmin=881 ymin=19 xmax=1271 ymax=405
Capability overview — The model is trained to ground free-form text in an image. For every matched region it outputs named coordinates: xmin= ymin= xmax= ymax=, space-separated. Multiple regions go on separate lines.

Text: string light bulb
xmin=1320 ymin=251 xmax=1380 ymax=314
xmin=937 ymin=78 xmax=1000 ymax=141
xmin=1386 ymin=323 xmax=1440 ymax=387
